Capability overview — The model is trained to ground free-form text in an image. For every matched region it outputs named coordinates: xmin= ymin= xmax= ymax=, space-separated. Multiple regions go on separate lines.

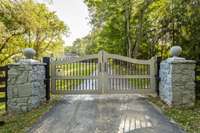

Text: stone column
xmin=7 ymin=48 xmax=46 ymax=113
xmin=7 ymin=61 xmax=46 ymax=113
xmin=159 ymin=46 xmax=196 ymax=106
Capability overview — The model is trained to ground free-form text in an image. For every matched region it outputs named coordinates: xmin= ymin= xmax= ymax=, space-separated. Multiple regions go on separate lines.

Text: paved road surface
xmin=29 ymin=94 xmax=185 ymax=133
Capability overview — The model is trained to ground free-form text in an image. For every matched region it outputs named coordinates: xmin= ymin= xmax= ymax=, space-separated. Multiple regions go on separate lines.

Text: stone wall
xmin=159 ymin=57 xmax=196 ymax=106
xmin=7 ymin=61 xmax=46 ymax=112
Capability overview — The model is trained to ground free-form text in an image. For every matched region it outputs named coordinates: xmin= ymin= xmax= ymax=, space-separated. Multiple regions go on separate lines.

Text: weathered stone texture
xmin=7 ymin=62 xmax=46 ymax=113
xmin=159 ymin=58 xmax=196 ymax=106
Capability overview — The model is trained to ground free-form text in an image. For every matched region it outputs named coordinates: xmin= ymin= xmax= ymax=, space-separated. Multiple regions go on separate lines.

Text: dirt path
xmin=29 ymin=95 xmax=185 ymax=133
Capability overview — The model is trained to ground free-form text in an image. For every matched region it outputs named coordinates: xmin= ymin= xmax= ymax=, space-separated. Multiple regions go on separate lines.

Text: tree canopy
xmin=1 ymin=0 xmax=200 ymax=63
xmin=0 ymin=0 xmax=69 ymax=65
xmin=69 ymin=0 xmax=200 ymax=60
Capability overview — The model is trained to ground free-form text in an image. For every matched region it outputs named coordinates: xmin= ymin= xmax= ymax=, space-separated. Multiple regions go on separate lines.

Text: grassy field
xmin=0 ymin=92 xmax=5 ymax=111
xmin=56 ymin=62 xmax=97 ymax=76
xmin=0 ymin=69 xmax=6 ymax=111
xmin=111 ymin=63 xmax=150 ymax=89
xmin=56 ymin=62 xmax=97 ymax=91
xmin=0 ymin=96 xmax=60 ymax=133
xmin=149 ymin=96 xmax=200 ymax=133
xmin=0 ymin=83 xmax=6 ymax=112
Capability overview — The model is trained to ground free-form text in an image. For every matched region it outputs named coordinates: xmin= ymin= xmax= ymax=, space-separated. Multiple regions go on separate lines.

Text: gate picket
xmin=50 ymin=51 xmax=157 ymax=95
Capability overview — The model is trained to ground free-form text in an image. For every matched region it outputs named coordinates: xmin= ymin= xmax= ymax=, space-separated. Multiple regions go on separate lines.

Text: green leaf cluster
xmin=0 ymin=0 xmax=69 ymax=65
xmin=74 ymin=0 xmax=200 ymax=60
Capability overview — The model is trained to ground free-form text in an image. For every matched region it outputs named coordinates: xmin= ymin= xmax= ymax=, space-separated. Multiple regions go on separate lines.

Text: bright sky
xmin=39 ymin=0 xmax=91 ymax=46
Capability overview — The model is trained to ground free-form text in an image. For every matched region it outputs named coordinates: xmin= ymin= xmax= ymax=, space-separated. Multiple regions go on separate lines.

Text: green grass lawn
xmin=111 ymin=63 xmax=150 ymax=89
xmin=0 ymin=92 xmax=5 ymax=112
xmin=56 ymin=62 xmax=97 ymax=76
xmin=56 ymin=62 xmax=97 ymax=91
xmin=148 ymin=96 xmax=200 ymax=133
xmin=0 ymin=96 xmax=60 ymax=133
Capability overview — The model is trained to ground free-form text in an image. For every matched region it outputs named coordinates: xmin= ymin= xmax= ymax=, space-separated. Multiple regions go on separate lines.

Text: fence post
xmin=150 ymin=56 xmax=157 ymax=93
xmin=195 ymin=57 xmax=200 ymax=100
xmin=43 ymin=57 xmax=50 ymax=101
xmin=156 ymin=56 xmax=162 ymax=96
xmin=5 ymin=66 xmax=8 ymax=112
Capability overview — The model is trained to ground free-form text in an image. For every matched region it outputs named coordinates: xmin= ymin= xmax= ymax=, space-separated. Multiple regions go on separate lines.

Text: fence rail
xmin=0 ymin=65 xmax=8 ymax=111
xmin=50 ymin=51 xmax=157 ymax=95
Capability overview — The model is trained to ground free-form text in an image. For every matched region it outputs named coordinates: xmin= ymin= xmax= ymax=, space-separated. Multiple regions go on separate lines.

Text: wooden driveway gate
xmin=50 ymin=51 xmax=157 ymax=94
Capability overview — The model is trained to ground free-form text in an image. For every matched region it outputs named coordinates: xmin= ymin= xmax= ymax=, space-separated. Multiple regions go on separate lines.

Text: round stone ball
xmin=170 ymin=46 xmax=182 ymax=57
xmin=23 ymin=48 xmax=36 ymax=59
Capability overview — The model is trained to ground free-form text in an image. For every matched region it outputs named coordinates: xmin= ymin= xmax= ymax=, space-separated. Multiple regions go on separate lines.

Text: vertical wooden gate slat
xmin=50 ymin=51 xmax=157 ymax=95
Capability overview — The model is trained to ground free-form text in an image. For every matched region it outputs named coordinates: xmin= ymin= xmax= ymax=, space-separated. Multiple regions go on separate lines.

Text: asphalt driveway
xmin=29 ymin=94 xmax=185 ymax=133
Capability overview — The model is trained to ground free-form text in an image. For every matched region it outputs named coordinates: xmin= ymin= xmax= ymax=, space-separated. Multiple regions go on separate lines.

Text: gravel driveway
xmin=29 ymin=94 xmax=185 ymax=133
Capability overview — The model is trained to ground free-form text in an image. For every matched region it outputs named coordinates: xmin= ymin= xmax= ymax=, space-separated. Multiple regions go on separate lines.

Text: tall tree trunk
xmin=125 ymin=0 xmax=132 ymax=57
xmin=133 ymin=9 xmax=144 ymax=58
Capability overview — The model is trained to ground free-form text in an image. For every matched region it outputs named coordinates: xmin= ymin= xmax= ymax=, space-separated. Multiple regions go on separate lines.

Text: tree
xmin=84 ymin=0 xmax=200 ymax=60
xmin=0 ymin=0 xmax=69 ymax=64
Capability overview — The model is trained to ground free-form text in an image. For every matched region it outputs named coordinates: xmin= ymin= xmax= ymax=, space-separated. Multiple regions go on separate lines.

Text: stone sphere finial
xmin=170 ymin=46 xmax=182 ymax=57
xmin=23 ymin=48 xmax=36 ymax=59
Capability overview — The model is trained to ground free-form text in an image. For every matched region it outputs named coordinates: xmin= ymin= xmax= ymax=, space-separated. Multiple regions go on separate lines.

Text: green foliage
xmin=65 ymin=35 xmax=94 ymax=56
xmin=71 ymin=37 xmax=91 ymax=56
xmin=0 ymin=0 xmax=69 ymax=65
xmin=80 ymin=0 xmax=200 ymax=60
xmin=0 ymin=92 xmax=5 ymax=111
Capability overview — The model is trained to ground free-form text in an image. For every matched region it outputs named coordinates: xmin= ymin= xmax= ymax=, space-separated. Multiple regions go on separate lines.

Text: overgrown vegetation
xmin=0 ymin=96 xmax=60 ymax=133
xmin=149 ymin=96 xmax=200 ymax=133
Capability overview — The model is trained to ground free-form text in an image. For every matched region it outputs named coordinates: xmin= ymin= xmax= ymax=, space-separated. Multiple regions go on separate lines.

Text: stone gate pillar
xmin=159 ymin=46 xmax=196 ymax=106
xmin=7 ymin=48 xmax=46 ymax=113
